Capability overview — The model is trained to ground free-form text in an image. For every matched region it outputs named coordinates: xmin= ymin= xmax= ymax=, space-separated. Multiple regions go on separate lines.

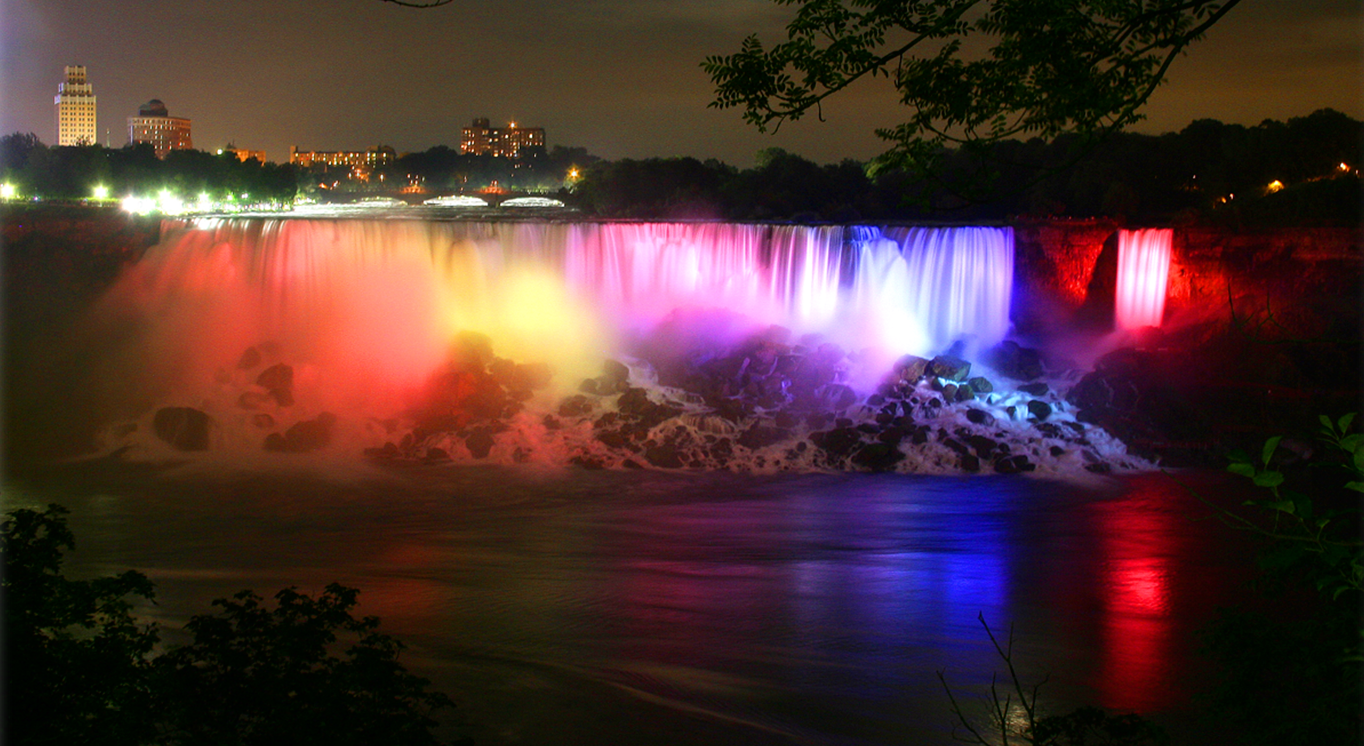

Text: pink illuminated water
xmin=1115 ymin=228 xmax=1172 ymax=330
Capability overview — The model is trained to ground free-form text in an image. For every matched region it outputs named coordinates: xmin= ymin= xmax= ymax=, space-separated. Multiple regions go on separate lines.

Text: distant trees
xmin=0 ymin=134 xmax=298 ymax=203
xmin=570 ymin=109 xmax=1361 ymax=224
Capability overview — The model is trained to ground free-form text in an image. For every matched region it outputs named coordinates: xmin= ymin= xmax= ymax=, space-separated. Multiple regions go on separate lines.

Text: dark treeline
xmin=3 ymin=109 xmax=1357 ymax=224
xmin=377 ymin=145 xmax=596 ymax=194
xmin=572 ymin=108 xmax=1361 ymax=225
xmin=0 ymin=134 xmax=298 ymax=203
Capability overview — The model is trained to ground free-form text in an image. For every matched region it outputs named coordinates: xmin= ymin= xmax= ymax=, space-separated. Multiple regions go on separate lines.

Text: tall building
xmin=127 ymin=100 xmax=193 ymax=159
xmin=54 ymin=65 xmax=97 ymax=146
xmin=460 ymin=118 xmax=545 ymax=158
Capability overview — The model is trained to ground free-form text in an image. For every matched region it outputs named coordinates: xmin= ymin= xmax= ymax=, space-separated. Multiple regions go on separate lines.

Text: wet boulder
xmin=928 ymin=355 xmax=971 ymax=382
xmin=153 ymin=407 xmax=211 ymax=451
xmin=983 ymin=341 xmax=1045 ymax=381
xmin=265 ymin=412 xmax=336 ymax=453
xmin=256 ymin=363 xmax=294 ymax=406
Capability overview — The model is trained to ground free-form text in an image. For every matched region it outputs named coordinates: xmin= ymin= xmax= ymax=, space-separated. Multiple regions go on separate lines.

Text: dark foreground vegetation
xmin=2 ymin=504 xmax=466 ymax=746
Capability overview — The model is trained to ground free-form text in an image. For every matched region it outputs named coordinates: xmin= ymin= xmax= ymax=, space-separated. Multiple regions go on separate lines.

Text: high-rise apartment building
xmin=460 ymin=118 xmax=545 ymax=158
xmin=127 ymin=100 xmax=193 ymax=158
xmin=54 ymin=65 xmax=97 ymax=146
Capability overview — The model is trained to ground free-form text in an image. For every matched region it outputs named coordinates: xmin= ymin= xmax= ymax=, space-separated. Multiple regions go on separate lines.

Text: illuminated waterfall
xmin=98 ymin=219 xmax=1015 ymax=416
xmin=1114 ymin=228 xmax=1173 ymax=330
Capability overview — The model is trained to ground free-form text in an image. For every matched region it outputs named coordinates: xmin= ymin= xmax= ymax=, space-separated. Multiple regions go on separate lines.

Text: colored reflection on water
xmin=6 ymin=466 xmax=1254 ymax=745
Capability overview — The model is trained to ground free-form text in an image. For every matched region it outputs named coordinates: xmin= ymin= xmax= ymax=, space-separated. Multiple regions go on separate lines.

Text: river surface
xmin=4 ymin=462 xmax=1256 ymax=745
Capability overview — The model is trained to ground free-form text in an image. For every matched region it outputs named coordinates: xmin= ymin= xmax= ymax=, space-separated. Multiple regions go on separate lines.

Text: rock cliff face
xmin=3 ymin=206 xmax=162 ymax=468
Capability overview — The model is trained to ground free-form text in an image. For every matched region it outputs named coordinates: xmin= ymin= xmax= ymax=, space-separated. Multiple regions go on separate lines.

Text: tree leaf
xmin=1227 ymin=462 xmax=1256 ymax=478
xmin=1261 ymin=435 xmax=1282 ymax=466
xmin=1253 ymin=471 xmax=1284 ymax=489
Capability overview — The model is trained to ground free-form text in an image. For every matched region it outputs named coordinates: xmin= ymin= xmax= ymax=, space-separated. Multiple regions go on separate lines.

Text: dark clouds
xmin=2 ymin=0 xmax=1358 ymax=166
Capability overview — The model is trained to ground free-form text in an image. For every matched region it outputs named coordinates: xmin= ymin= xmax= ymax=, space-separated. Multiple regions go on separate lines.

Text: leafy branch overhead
xmin=704 ymin=0 xmax=1243 ymax=173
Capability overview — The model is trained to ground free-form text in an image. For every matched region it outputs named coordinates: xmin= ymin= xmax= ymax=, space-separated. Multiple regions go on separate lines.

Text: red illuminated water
xmin=6 ymin=465 xmax=1256 ymax=746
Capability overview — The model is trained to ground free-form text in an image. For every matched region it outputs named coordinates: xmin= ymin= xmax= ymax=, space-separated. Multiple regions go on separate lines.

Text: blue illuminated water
xmin=5 ymin=465 xmax=1254 ymax=745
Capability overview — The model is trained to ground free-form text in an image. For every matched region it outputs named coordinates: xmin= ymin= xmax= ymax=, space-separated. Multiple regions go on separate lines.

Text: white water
xmin=1115 ymin=228 xmax=1172 ymax=330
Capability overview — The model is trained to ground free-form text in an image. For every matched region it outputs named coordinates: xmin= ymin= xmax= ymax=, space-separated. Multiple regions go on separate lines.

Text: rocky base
xmin=102 ymin=323 xmax=1157 ymax=476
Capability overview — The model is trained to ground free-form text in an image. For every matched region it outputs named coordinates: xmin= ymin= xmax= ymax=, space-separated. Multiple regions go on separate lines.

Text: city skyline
xmin=2 ymin=0 xmax=1360 ymax=167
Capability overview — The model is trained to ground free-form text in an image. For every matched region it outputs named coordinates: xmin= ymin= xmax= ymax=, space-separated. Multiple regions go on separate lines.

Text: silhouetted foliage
xmin=3 ymin=504 xmax=462 ymax=746
xmin=2 ymin=504 xmax=160 ymax=746
xmin=705 ymin=0 xmax=1244 ymax=196
xmin=153 ymin=584 xmax=456 ymax=746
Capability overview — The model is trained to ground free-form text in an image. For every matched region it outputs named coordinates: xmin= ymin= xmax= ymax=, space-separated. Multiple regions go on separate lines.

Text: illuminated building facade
xmin=460 ymin=118 xmax=545 ymax=157
xmin=54 ymin=66 xmax=97 ymax=146
xmin=127 ymin=100 xmax=193 ymax=158
xmin=219 ymin=144 xmax=267 ymax=163
xmin=289 ymin=145 xmax=395 ymax=181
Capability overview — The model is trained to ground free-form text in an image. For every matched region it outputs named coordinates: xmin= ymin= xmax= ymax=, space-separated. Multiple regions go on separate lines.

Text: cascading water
xmin=1114 ymin=228 xmax=1173 ymax=330
xmin=101 ymin=219 xmax=1014 ymax=404
xmin=86 ymin=216 xmax=1146 ymax=475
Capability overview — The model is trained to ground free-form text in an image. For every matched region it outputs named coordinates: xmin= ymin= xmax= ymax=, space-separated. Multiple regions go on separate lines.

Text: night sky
xmin=2 ymin=0 xmax=1359 ymax=167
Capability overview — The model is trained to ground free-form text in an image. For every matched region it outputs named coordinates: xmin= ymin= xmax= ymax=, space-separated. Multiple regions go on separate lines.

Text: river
xmin=5 ymin=462 xmax=1256 ymax=745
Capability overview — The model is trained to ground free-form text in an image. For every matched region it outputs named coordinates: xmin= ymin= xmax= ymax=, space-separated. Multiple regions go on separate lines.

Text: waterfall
xmin=98 ymin=219 xmax=1015 ymax=416
xmin=1115 ymin=228 xmax=1172 ymax=330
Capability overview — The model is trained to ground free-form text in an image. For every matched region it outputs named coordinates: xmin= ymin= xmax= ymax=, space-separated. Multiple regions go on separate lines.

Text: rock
xmin=954 ymin=384 xmax=975 ymax=402
xmin=851 ymin=443 xmax=904 ymax=471
xmin=570 ymin=455 xmax=605 ymax=470
xmin=1018 ymin=382 xmax=1049 ymax=397
xmin=644 ymin=444 xmax=684 ymax=468
xmin=965 ymin=409 xmax=995 ymax=427
xmin=424 ymin=447 xmax=451 ymax=463
xmin=816 ymin=427 xmax=862 ymax=456
xmin=237 ymin=346 xmax=262 ymax=369
xmin=965 ymin=434 xmax=998 ymax=459
xmin=966 ymin=376 xmax=994 ymax=394
xmin=152 ymin=407 xmax=211 ymax=451
xmin=256 ymin=363 xmax=293 ymax=395
xmin=238 ymin=391 xmax=274 ymax=410
xmin=451 ymin=330 xmax=495 ymax=373
xmin=465 ymin=428 xmax=496 ymax=458
xmin=265 ymin=412 xmax=336 ymax=453
xmin=815 ymin=383 xmax=858 ymax=410
xmin=738 ymin=424 xmax=788 ymax=450
xmin=558 ymin=394 xmax=594 ymax=418
xmin=940 ymin=383 xmax=958 ymax=401
xmin=928 ymin=355 xmax=971 ymax=381
xmin=960 ymin=453 xmax=981 ymax=472
xmin=252 ymin=413 xmax=275 ymax=429
xmin=994 ymin=454 xmax=1035 ymax=474
xmin=889 ymin=354 xmax=930 ymax=384
xmin=1027 ymin=400 xmax=1053 ymax=421
xmin=983 ymin=341 xmax=1045 ymax=381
